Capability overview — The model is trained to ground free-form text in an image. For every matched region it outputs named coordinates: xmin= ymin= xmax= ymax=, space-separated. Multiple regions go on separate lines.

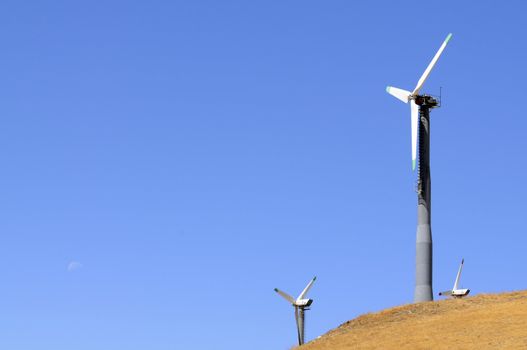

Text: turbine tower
xmin=274 ymin=276 xmax=316 ymax=346
xmin=386 ymin=33 xmax=452 ymax=303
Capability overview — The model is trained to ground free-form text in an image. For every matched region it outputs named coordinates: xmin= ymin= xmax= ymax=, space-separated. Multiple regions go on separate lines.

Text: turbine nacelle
xmin=452 ymin=288 xmax=470 ymax=297
xmin=439 ymin=288 xmax=470 ymax=298
xmin=414 ymin=95 xmax=439 ymax=107
xmin=294 ymin=298 xmax=313 ymax=307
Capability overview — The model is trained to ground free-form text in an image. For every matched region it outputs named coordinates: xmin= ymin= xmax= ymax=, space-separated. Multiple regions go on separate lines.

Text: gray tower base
xmin=415 ymin=206 xmax=433 ymax=302
xmin=295 ymin=306 xmax=306 ymax=345
xmin=414 ymin=95 xmax=437 ymax=303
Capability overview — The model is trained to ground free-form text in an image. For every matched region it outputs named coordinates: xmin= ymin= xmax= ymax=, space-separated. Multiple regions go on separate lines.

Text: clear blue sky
xmin=1 ymin=1 xmax=526 ymax=349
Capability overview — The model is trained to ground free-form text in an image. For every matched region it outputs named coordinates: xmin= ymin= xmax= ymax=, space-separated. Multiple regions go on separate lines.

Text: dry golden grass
xmin=302 ymin=290 xmax=527 ymax=350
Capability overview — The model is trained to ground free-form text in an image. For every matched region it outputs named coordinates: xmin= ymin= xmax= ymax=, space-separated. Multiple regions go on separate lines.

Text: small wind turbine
xmin=274 ymin=276 xmax=316 ymax=346
xmin=439 ymin=259 xmax=470 ymax=298
xmin=386 ymin=33 xmax=453 ymax=303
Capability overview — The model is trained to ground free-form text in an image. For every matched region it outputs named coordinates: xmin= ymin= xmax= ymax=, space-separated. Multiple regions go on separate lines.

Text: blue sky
xmin=1 ymin=1 xmax=526 ymax=349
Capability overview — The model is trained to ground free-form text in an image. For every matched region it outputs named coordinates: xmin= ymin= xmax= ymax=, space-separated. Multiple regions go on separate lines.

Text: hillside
xmin=302 ymin=291 xmax=527 ymax=349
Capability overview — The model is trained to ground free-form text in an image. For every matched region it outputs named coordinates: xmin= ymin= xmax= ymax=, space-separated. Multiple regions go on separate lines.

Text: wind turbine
xmin=274 ymin=276 xmax=316 ymax=346
xmin=439 ymin=259 xmax=470 ymax=298
xmin=386 ymin=33 xmax=453 ymax=303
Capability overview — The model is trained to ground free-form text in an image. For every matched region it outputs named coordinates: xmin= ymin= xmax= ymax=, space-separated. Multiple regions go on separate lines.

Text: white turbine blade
xmin=412 ymin=33 xmax=452 ymax=96
xmin=274 ymin=288 xmax=295 ymax=304
xmin=453 ymin=258 xmax=464 ymax=290
xmin=297 ymin=276 xmax=316 ymax=300
xmin=386 ymin=86 xmax=411 ymax=103
xmin=411 ymin=100 xmax=419 ymax=171
xmin=439 ymin=290 xmax=452 ymax=296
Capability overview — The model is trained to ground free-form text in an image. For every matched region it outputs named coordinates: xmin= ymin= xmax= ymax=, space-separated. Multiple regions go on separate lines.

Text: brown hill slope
xmin=302 ymin=291 xmax=527 ymax=350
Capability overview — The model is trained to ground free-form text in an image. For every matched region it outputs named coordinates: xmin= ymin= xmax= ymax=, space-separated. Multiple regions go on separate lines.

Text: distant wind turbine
xmin=439 ymin=259 xmax=470 ymax=298
xmin=274 ymin=276 xmax=316 ymax=346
